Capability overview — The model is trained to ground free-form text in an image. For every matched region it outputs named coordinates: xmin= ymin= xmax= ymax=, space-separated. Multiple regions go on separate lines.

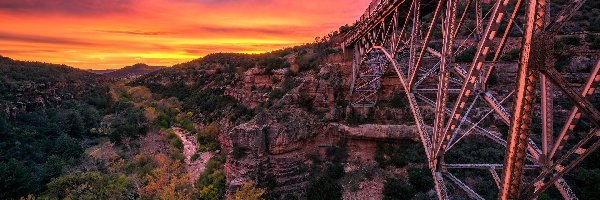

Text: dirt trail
xmin=173 ymin=127 xmax=212 ymax=184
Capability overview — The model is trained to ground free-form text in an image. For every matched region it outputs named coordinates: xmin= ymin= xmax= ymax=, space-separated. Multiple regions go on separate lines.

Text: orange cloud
xmin=0 ymin=0 xmax=371 ymax=69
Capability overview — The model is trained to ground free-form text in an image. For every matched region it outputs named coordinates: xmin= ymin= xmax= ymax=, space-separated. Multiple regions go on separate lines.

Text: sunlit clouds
xmin=0 ymin=0 xmax=370 ymax=69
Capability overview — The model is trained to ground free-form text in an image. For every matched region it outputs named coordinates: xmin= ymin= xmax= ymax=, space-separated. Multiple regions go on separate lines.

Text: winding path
xmin=172 ymin=127 xmax=212 ymax=183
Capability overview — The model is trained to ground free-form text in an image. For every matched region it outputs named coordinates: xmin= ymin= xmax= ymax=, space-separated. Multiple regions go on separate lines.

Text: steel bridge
xmin=344 ymin=0 xmax=599 ymax=199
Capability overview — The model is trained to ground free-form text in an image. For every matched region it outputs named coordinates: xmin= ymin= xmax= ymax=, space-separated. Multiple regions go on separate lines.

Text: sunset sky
xmin=0 ymin=0 xmax=371 ymax=69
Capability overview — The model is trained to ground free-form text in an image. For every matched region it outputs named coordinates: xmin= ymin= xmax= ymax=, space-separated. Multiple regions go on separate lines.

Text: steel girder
xmin=343 ymin=0 xmax=599 ymax=199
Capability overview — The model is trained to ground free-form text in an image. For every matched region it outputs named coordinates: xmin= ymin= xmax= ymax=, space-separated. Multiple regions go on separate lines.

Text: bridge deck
xmin=342 ymin=0 xmax=437 ymax=48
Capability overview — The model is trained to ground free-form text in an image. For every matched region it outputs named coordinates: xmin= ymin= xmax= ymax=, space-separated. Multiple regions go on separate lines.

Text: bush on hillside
xmin=383 ymin=178 xmax=415 ymax=200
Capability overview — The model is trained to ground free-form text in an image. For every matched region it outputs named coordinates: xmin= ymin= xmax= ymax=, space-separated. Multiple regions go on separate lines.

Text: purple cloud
xmin=94 ymin=29 xmax=174 ymax=36
xmin=0 ymin=32 xmax=94 ymax=45
xmin=0 ymin=0 xmax=133 ymax=15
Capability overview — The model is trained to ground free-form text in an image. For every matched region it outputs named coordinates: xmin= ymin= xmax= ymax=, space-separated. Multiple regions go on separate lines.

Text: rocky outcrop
xmin=330 ymin=123 xmax=420 ymax=142
xmin=221 ymin=107 xmax=333 ymax=198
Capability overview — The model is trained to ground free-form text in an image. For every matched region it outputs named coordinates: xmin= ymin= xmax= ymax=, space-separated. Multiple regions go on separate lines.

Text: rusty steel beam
xmin=539 ymin=66 xmax=600 ymax=127
xmin=527 ymin=129 xmax=600 ymax=199
xmin=482 ymin=0 xmax=524 ymax=88
xmin=446 ymin=172 xmax=485 ymax=200
xmin=546 ymin=0 xmax=587 ymax=33
xmin=436 ymin=0 xmax=511 ymax=158
xmin=491 ymin=168 xmax=503 ymax=190
xmin=453 ymin=0 xmax=472 ymax=38
xmin=392 ymin=2 xmax=414 ymax=55
xmin=408 ymin=0 xmax=444 ymax=90
xmin=407 ymin=0 xmax=420 ymax=89
xmin=433 ymin=0 xmax=457 ymax=160
xmin=549 ymin=60 xmax=600 ymax=160
xmin=374 ymin=46 xmax=449 ymax=200
xmin=540 ymin=73 xmax=553 ymax=163
xmin=343 ymin=0 xmax=410 ymax=48
xmin=499 ymin=0 xmax=540 ymax=198
xmin=475 ymin=0 xmax=483 ymax=39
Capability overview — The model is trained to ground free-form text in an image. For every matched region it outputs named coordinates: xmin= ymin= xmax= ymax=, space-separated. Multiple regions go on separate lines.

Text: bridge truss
xmin=344 ymin=0 xmax=600 ymax=199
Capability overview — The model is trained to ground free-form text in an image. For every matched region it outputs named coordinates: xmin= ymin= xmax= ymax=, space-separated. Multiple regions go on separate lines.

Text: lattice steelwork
xmin=351 ymin=50 xmax=389 ymax=107
xmin=342 ymin=0 xmax=600 ymax=199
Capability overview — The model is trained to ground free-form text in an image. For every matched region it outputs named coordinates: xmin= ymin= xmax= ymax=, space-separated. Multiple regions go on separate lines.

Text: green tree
xmin=306 ymin=176 xmax=342 ymax=200
xmin=46 ymin=172 xmax=131 ymax=200
xmin=41 ymin=155 xmax=68 ymax=183
xmin=197 ymin=156 xmax=226 ymax=199
xmin=408 ymin=168 xmax=434 ymax=192
xmin=52 ymin=134 xmax=84 ymax=164
xmin=67 ymin=112 xmax=85 ymax=138
xmin=259 ymin=56 xmax=290 ymax=72
xmin=0 ymin=160 xmax=36 ymax=199
xmin=383 ymin=178 xmax=415 ymax=200
xmin=199 ymin=185 xmax=219 ymax=200
xmin=0 ymin=113 xmax=9 ymax=136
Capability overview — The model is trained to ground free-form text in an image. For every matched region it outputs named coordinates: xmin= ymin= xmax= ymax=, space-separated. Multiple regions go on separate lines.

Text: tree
xmin=138 ymin=154 xmax=193 ymax=200
xmin=383 ymin=178 xmax=415 ymax=200
xmin=230 ymin=181 xmax=265 ymax=200
xmin=46 ymin=172 xmax=130 ymax=200
xmin=0 ymin=160 xmax=35 ymax=199
xmin=306 ymin=175 xmax=342 ymax=200
xmin=197 ymin=156 xmax=226 ymax=199
xmin=41 ymin=155 xmax=68 ymax=183
xmin=52 ymin=134 xmax=84 ymax=164
xmin=199 ymin=185 xmax=219 ymax=200
xmin=408 ymin=168 xmax=434 ymax=192
xmin=0 ymin=113 xmax=9 ymax=136
xmin=259 ymin=56 xmax=290 ymax=72
xmin=67 ymin=112 xmax=85 ymax=138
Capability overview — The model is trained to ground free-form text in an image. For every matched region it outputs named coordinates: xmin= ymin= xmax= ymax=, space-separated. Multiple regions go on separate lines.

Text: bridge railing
xmin=344 ymin=0 xmax=394 ymax=47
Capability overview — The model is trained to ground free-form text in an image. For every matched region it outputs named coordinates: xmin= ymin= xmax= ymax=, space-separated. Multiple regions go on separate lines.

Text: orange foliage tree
xmin=138 ymin=154 xmax=194 ymax=199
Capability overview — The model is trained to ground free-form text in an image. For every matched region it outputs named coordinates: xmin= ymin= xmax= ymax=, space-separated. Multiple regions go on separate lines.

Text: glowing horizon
xmin=0 ymin=0 xmax=370 ymax=69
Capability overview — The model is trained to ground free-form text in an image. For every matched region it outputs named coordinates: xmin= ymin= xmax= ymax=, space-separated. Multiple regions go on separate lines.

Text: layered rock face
xmin=220 ymin=108 xmax=422 ymax=198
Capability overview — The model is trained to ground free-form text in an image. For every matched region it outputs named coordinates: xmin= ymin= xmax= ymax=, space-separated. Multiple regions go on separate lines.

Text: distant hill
xmin=88 ymin=69 xmax=116 ymax=74
xmin=104 ymin=63 xmax=165 ymax=79
xmin=0 ymin=55 xmax=103 ymax=114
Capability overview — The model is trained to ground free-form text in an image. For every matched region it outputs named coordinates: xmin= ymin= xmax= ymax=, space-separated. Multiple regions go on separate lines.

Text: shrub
xmin=191 ymin=153 xmax=200 ymax=161
xmin=46 ymin=172 xmax=131 ymax=200
xmin=197 ymin=156 xmax=226 ymax=200
xmin=375 ymin=143 xmax=426 ymax=168
xmin=0 ymin=160 xmax=36 ymax=199
xmin=487 ymin=73 xmax=498 ymax=86
xmin=559 ymin=35 xmax=581 ymax=46
xmin=408 ymin=168 xmax=434 ymax=192
xmin=500 ymin=48 xmax=520 ymax=61
xmin=375 ymin=144 xmax=387 ymax=167
xmin=259 ymin=56 xmax=290 ymax=72
xmin=325 ymin=139 xmax=348 ymax=163
xmin=325 ymin=163 xmax=345 ymax=180
xmin=306 ymin=175 xmax=342 ymax=200
xmin=232 ymin=181 xmax=266 ymax=200
xmin=383 ymin=178 xmax=415 ymax=200
xmin=586 ymin=34 xmax=600 ymax=50
xmin=554 ymin=54 xmax=572 ymax=72
xmin=345 ymin=108 xmax=362 ymax=125
xmin=269 ymin=89 xmax=285 ymax=99
xmin=283 ymin=76 xmax=296 ymax=91
xmin=389 ymin=92 xmax=408 ymax=109
xmin=295 ymin=51 xmax=320 ymax=72
xmin=196 ymin=122 xmax=221 ymax=152
xmin=455 ymin=46 xmax=477 ymax=62
xmin=298 ymin=92 xmax=313 ymax=111
xmin=199 ymin=185 xmax=219 ymax=200
xmin=233 ymin=145 xmax=248 ymax=160
xmin=170 ymin=137 xmax=184 ymax=150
